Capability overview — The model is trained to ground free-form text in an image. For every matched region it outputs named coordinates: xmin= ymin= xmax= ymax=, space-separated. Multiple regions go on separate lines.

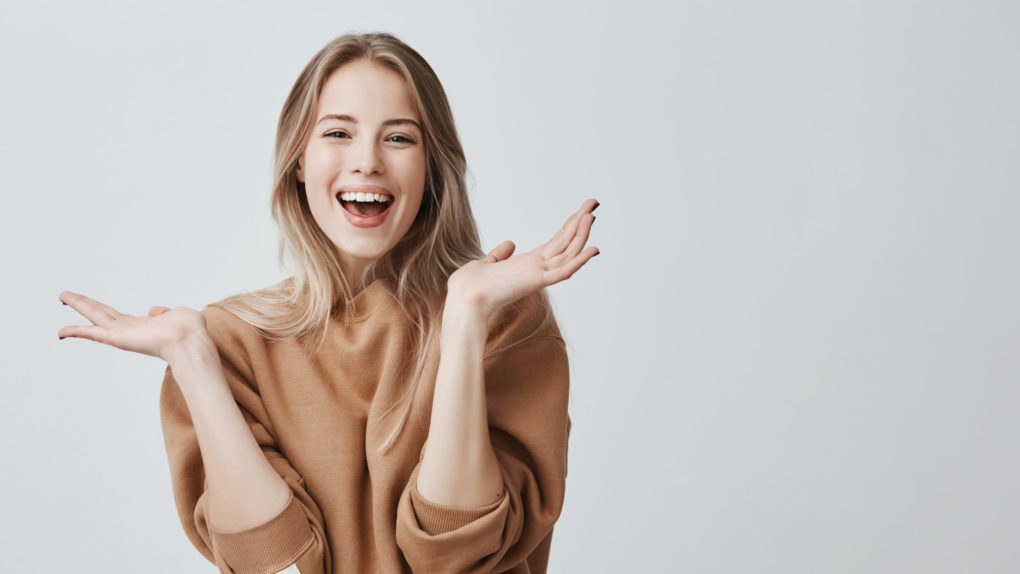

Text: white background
xmin=3 ymin=1 xmax=1019 ymax=572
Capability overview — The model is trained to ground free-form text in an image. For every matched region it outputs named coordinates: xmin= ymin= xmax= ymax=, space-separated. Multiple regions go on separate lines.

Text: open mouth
xmin=337 ymin=191 xmax=393 ymax=217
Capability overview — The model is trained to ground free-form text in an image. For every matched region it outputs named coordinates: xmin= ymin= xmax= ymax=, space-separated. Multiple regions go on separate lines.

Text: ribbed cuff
xmin=410 ymin=482 xmax=507 ymax=536
xmin=208 ymin=489 xmax=315 ymax=574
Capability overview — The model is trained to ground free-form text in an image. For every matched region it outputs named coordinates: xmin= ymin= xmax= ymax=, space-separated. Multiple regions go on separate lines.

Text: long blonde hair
xmin=209 ymin=32 xmax=553 ymax=451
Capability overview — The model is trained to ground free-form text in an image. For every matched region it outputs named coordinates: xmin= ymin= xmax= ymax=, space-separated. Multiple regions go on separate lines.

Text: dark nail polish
xmin=61 ymin=301 xmax=67 ymax=305
xmin=593 ymin=201 xmax=600 ymax=211
xmin=59 ymin=336 xmax=66 ymax=340
xmin=593 ymin=251 xmax=601 ymax=257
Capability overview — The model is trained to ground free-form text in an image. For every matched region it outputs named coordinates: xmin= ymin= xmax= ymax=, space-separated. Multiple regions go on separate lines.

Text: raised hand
xmin=57 ymin=291 xmax=210 ymax=363
xmin=447 ymin=198 xmax=600 ymax=318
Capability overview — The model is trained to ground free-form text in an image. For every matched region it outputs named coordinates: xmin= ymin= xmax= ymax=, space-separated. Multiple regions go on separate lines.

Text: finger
xmin=484 ymin=240 xmax=516 ymax=262
xmin=59 ymin=291 xmax=123 ymax=325
xmin=542 ymin=246 xmax=600 ymax=285
xmin=538 ymin=199 xmax=599 ymax=259
xmin=548 ymin=212 xmax=595 ymax=269
xmin=535 ymin=200 xmax=590 ymax=257
xmin=537 ymin=210 xmax=584 ymax=259
xmin=58 ymin=324 xmax=113 ymax=345
xmin=148 ymin=306 xmax=171 ymax=317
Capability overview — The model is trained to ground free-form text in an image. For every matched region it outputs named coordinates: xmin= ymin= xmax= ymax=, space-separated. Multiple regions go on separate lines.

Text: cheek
xmin=303 ymin=145 xmax=339 ymax=180
xmin=398 ymin=153 xmax=427 ymax=193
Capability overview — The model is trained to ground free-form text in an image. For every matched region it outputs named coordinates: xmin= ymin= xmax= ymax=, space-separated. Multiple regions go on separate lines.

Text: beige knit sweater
xmin=159 ymin=278 xmax=571 ymax=574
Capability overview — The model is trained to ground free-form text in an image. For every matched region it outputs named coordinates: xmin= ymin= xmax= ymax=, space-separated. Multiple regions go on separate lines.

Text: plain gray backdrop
xmin=3 ymin=0 xmax=1018 ymax=572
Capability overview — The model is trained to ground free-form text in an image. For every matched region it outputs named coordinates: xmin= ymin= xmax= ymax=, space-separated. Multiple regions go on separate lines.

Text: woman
xmin=58 ymin=32 xmax=598 ymax=574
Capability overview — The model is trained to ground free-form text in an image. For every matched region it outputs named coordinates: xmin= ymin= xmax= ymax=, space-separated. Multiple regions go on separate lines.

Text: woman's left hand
xmin=447 ymin=198 xmax=600 ymax=319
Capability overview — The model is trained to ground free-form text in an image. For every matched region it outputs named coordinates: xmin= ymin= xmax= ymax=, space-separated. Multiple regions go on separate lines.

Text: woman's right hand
xmin=58 ymin=290 xmax=212 ymax=364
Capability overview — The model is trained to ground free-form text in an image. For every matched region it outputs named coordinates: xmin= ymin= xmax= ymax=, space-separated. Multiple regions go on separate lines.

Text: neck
xmin=338 ymin=251 xmax=374 ymax=297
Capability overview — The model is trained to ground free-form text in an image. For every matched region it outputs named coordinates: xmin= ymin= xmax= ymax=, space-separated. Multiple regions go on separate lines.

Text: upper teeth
xmin=340 ymin=191 xmax=391 ymax=203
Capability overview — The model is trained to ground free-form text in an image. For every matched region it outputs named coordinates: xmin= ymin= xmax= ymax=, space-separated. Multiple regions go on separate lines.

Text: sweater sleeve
xmin=395 ymin=291 xmax=571 ymax=573
xmin=159 ymin=307 xmax=331 ymax=574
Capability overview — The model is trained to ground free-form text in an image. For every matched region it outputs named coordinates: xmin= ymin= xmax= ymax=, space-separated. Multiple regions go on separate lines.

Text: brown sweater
xmin=159 ymin=278 xmax=571 ymax=574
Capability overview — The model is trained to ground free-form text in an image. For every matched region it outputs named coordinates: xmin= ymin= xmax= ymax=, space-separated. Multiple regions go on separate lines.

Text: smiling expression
xmin=297 ymin=59 xmax=427 ymax=283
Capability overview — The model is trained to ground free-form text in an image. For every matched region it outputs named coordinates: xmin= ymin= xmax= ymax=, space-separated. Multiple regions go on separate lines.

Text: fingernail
xmin=593 ymin=251 xmax=601 ymax=257
xmin=59 ymin=336 xmax=66 ymax=340
xmin=593 ymin=201 xmax=600 ymax=211
xmin=61 ymin=301 xmax=67 ymax=306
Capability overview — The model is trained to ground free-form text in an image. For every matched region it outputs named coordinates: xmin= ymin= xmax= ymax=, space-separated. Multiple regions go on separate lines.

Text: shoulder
xmin=200 ymin=277 xmax=295 ymax=346
xmin=201 ymin=304 xmax=257 ymax=345
xmin=199 ymin=303 xmax=266 ymax=378
xmin=482 ymin=290 xmax=570 ymax=393
xmin=485 ymin=289 xmax=564 ymax=358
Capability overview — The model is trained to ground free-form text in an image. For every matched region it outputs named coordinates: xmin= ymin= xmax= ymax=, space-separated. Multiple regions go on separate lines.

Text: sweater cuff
xmin=207 ymin=489 xmax=315 ymax=574
xmin=410 ymin=481 xmax=507 ymax=535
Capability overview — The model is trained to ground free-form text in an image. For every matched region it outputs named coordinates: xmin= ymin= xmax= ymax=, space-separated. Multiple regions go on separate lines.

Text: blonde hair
xmin=209 ymin=32 xmax=553 ymax=451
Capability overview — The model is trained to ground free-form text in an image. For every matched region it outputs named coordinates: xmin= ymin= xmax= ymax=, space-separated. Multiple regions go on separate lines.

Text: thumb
xmin=148 ymin=306 xmax=171 ymax=317
xmin=484 ymin=240 xmax=516 ymax=262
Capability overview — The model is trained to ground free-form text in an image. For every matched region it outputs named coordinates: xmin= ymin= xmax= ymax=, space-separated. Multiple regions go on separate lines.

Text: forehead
xmin=317 ymin=59 xmax=418 ymax=120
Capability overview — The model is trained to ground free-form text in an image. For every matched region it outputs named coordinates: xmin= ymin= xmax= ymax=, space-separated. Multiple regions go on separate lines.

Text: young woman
xmin=58 ymin=32 xmax=598 ymax=574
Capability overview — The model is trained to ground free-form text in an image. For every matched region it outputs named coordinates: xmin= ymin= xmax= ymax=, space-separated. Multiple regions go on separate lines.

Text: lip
xmin=335 ymin=184 xmax=394 ymax=228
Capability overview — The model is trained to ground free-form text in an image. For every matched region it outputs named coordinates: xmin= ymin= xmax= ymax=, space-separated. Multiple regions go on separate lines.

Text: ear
xmin=296 ymin=156 xmax=305 ymax=182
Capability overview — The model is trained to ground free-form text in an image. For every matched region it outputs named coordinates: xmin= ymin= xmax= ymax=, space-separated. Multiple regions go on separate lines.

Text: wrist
xmin=441 ymin=297 xmax=489 ymax=351
xmin=443 ymin=295 xmax=489 ymax=326
xmin=444 ymin=287 xmax=491 ymax=321
xmin=164 ymin=329 xmax=217 ymax=372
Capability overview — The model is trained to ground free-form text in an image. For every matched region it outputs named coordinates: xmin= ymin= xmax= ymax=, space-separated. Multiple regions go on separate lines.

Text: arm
xmin=394 ymin=198 xmax=596 ymax=573
xmin=415 ymin=197 xmax=597 ymax=508
xmin=395 ymin=292 xmax=573 ymax=573
xmin=414 ymin=300 xmax=503 ymax=508
xmin=166 ymin=336 xmax=292 ymax=534
xmin=57 ymin=292 xmax=330 ymax=573
xmin=160 ymin=307 xmax=331 ymax=574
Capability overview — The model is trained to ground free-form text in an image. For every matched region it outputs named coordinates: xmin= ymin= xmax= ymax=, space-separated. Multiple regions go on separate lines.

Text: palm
xmin=449 ymin=198 xmax=600 ymax=317
xmin=58 ymin=291 xmax=207 ymax=362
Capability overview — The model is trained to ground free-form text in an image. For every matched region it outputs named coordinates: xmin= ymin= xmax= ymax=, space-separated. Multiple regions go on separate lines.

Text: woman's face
xmin=298 ymin=58 xmax=427 ymax=283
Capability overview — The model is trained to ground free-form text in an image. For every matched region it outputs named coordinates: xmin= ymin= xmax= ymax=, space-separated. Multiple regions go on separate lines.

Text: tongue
xmin=351 ymin=201 xmax=388 ymax=216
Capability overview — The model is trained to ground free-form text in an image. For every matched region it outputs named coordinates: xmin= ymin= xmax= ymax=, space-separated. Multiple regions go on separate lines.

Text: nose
xmin=350 ymin=139 xmax=384 ymax=176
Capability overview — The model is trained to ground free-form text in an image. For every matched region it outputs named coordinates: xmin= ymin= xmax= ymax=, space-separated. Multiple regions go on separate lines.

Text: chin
xmin=336 ymin=243 xmax=389 ymax=262
xmin=347 ymin=237 xmax=392 ymax=254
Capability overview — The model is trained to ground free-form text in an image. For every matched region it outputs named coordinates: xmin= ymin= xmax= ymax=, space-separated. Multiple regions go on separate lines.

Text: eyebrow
xmin=316 ymin=113 xmax=421 ymax=131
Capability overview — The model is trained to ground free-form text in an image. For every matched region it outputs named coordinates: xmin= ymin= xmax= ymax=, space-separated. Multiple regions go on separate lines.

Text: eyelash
xmin=324 ymin=131 xmax=416 ymax=144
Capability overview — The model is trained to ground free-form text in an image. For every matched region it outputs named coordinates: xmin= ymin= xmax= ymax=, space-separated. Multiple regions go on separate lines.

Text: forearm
xmin=167 ymin=337 xmax=291 ymax=532
xmin=416 ymin=303 xmax=503 ymax=507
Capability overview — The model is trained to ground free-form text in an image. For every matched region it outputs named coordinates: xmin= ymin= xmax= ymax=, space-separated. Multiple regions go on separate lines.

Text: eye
xmin=387 ymin=134 xmax=416 ymax=144
xmin=325 ymin=130 xmax=351 ymax=139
